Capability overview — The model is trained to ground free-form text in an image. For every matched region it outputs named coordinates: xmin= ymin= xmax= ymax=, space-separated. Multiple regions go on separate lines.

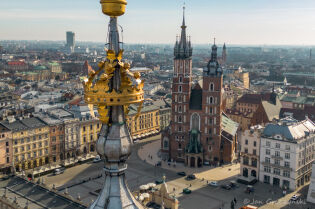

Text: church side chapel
xmin=161 ymin=7 xmax=239 ymax=167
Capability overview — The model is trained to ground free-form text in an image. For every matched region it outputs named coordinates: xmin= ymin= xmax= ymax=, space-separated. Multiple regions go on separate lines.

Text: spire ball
xmin=100 ymin=0 xmax=127 ymax=17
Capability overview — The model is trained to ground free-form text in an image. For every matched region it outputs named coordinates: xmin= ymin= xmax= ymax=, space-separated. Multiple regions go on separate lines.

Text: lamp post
xmin=84 ymin=1 xmax=144 ymax=208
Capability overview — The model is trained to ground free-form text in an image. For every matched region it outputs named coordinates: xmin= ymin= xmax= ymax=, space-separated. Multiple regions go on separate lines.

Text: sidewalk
xmin=138 ymin=140 xmax=240 ymax=180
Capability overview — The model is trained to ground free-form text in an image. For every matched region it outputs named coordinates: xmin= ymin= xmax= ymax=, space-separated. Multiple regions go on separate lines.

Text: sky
xmin=1 ymin=0 xmax=315 ymax=45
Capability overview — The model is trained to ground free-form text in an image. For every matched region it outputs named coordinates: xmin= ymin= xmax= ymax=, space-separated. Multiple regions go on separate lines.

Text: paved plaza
xmin=37 ymin=136 xmax=315 ymax=209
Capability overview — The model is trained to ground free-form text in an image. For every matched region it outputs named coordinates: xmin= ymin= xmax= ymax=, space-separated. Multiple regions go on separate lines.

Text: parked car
xmin=93 ymin=155 xmax=101 ymax=163
xmin=53 ymin=168 xmax=65 ymax=175
xmin=245 ymin=185 xmax=254 ymax=193
xmin=177 ymin=172 xmax=186 ymax=176
xmin=183 ymin=188 xmax=192 ymax=194
xmin=289 ymin=194 xmax=300 ymax=202
xmin=230 ymin=181 xmax=239 ymax=188
xmin=209 ymin=181 xmax=219 ymax=187
xmin=221 ymin=184 xmax=231 ymax=190
xmin=186 ymin=174 xmax=196 ymax=180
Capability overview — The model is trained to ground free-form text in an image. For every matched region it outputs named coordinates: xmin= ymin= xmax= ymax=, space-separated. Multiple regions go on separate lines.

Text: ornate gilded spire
xmin=86 ymin=1 xmax=144 ymax=209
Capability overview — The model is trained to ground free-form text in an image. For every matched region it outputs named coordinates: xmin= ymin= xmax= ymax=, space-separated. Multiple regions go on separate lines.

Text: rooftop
xmin=263 ymin=118 xmax=315 ymax=141
xmin=0 ymin=176 xmax=86 ymax=209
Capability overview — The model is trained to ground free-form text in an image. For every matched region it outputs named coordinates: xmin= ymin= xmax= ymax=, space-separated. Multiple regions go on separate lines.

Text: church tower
xmin=170 ymin=6 xmax=193 ymax=161
xmin=202 ymin=39 xmax=224 ymax=163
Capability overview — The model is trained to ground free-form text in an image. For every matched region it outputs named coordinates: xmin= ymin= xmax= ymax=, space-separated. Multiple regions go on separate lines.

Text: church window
xmin=179 ymin=76 xmax=182 ymax=83
xmin=163 ymin=137 xmax=169 ymax=149
xmin=178 ymin=105 xmax=182 ymax=113
xmin=179 ymin=85 xmax=182 ymax=92
xmin=191 ymin=113 xmax=200 ymax=131
xmin=210 ymin=96 xmax=214 ymax=104
xmin=178 ymin=116 xmax=182 ymax=123
xmin=209 ymin=107 xmax=213 ymax=114
xmin=210 ymin=83 xmax=214 ymax=91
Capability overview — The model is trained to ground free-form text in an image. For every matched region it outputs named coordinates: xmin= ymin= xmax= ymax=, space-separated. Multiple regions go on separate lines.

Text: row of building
xmin=239 ymin=117 xmax=315 ymax=191
xmin=0 ymin=99 xmax=171 ymax=174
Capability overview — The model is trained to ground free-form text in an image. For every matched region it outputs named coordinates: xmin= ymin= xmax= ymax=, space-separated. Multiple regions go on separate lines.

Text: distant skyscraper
xmin=66 ymin=31 xmax=75 ymax=53
xmin=222 ymin=43 xmax=227 ymax=64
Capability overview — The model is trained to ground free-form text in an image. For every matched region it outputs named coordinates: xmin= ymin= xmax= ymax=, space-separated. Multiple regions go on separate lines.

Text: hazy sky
xmin=1 ymin=0 xmax=315 ymax=45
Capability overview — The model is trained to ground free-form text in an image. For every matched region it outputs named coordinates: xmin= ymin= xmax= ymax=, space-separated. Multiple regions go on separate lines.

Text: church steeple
xmin=205 ymin=38 xmax=222 ymax=76
xmin=174 ymin=5 xmax=192 ymax=59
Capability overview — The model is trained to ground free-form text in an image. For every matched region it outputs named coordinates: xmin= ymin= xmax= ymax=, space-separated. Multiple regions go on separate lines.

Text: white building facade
xmin=240 ymin=125 xmax=263 ymax=182
xmin=259 ymin=118 xmax=315 ymax=191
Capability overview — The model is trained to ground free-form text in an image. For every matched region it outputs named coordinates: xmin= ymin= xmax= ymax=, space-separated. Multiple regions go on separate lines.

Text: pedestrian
xmin=234 ymin=197 xmax=237 ymax=203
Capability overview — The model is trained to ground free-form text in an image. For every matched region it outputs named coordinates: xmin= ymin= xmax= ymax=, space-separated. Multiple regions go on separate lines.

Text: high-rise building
xmin=161 ymin=7 xmax=238 ymax=167
xmin=222 ymin=43 xmax=227 ymax=64
xmin=66 ymin=31 xmax=75 ymax=53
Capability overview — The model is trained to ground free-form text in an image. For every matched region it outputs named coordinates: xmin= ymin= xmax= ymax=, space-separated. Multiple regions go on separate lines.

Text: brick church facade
xmin=161 ymin=10 xmax=238 ymax=167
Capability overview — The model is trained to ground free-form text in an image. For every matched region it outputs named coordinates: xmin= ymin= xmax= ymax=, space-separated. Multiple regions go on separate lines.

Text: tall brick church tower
xmin=170 ymin=6 xmax=192 ymax=161
xmin=161 ymin=8 xmax=237 ymax=166
xmin=202 ymin=39 xmax=224 ymax=163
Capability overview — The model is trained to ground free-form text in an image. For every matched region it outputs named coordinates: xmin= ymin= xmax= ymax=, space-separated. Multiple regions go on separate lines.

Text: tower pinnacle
xmin=174 ymin=5 xmax=192 ymax=59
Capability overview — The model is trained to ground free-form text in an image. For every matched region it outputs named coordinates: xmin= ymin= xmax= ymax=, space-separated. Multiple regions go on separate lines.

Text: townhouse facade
xmin=259 ymin=118 xmax=315 ymax=191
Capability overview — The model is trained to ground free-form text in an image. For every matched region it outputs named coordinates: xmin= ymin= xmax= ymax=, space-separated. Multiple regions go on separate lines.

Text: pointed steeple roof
xmin=174 ymin=5 xmax=192 ymax=59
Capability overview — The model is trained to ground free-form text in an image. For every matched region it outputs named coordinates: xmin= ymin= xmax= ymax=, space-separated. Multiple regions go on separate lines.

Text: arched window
xmin=209 ymin=83 xmax=214 ymax=91
xmin=178 ymin=116 xmax=182 ymax=122
xmin=210 ymin=96 xmax=213 ymax=104
xmin=179 ymin=76 xmax=183 ymax=83
xmin=178 ymin=105 xmax=182 ymax=113
xmin=178 ymin=85 xmax=182 ymax=92
xmin=163 ymin=137 xmax=169 ymax=149
xmin=191 ymin=113 xmax=200 ymax=131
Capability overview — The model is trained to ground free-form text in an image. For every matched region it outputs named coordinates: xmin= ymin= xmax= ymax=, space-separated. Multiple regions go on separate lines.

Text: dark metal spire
xmin=108 ymin=17 xmax=120 ymax=55
xmin=174 ymin=5 xmax=192 ymax=59
xmin=206 ymin=38 xmax=222 ymax=76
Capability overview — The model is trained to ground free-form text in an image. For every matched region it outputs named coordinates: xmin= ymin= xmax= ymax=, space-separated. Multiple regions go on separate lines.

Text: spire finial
xmin=182 ymin=3 xmax=186 ymax=27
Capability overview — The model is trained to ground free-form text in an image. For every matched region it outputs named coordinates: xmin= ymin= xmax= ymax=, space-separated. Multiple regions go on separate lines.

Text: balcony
xmin=240 ymin=152 xmax=258 ymax=158
xmin=261 ymin=162 xmax=293 ymax=171
xmin=271 ymin=155 xmax=283 ymax=160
